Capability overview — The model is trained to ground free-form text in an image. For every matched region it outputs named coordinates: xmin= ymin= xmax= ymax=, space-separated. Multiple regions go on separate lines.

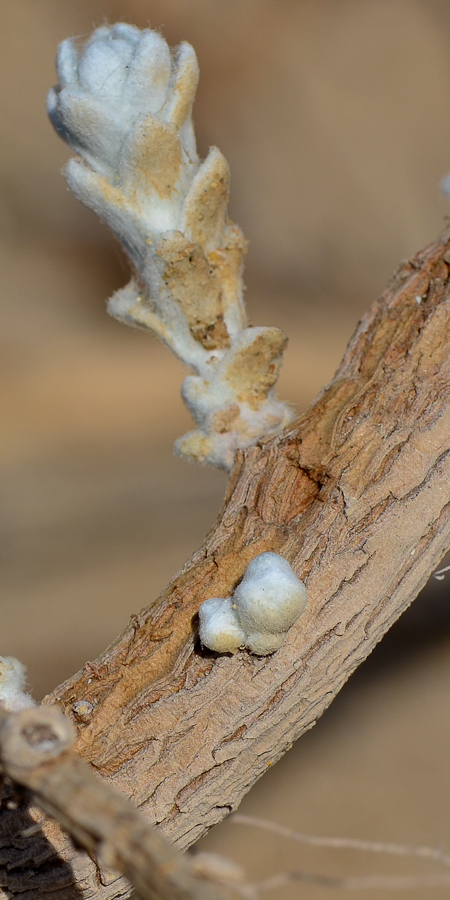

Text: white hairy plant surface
xmin=0 ymin=657 xmax=36 ymax=712
xmin=47 ymin=23 xmax=294 ymax=469
xmin=199 ymin=552 xmax=307 ymax=655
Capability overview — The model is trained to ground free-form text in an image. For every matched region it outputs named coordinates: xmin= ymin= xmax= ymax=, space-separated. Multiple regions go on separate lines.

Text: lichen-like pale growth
xmin=48 ymin=24 xmax=294 ymax=469
xmin=198 ymin=597 xmax=246 ymax=653
xmin=72 ymin=699 xmax=94 ymax=721
xmin=198 ymin=552 xmax=307 ymax=655
xmin=0 ymin=656 xmax=36 ymax=711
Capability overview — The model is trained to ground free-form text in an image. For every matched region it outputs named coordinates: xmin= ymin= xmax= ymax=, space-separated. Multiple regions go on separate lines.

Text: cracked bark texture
xmin=2 ymin=226 xmax=450 ymax=897
xmin=0 ymin=707 xmax=230 ymax=900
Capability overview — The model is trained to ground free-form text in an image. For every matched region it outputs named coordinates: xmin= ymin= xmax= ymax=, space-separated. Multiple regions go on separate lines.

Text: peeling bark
xmin=2 ymin=228 xmax=450 ymax=897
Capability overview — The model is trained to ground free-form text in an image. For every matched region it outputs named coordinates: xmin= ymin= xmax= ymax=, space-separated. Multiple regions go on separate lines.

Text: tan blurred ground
xmin=1 ymin=2 xmax=450 ymax=897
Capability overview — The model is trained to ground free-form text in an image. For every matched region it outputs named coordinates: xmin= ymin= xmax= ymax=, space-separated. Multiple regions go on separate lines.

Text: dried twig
xmin=251 ymin=870 xmax=450 ymax=893
xmin=232 ymin=814 xmax=450 ymax=870
xmin=0 ymin=706 xmax=230 ymax=900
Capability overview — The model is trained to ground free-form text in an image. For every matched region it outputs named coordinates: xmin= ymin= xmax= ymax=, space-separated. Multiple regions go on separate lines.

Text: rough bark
xmin=0 ymin=707 xmax=230 ymax=900
xmin=2 ymin=226 xmax=450 ymax=897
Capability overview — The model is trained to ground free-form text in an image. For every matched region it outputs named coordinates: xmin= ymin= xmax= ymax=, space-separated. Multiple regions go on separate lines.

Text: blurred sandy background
xmin=1 ymin=1 xmax=450 ymax=897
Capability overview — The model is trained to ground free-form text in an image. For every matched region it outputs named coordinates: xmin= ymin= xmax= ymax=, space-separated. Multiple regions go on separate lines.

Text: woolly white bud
xmin=244 ymin=632 xmax=285 ymax=656
xmin=234 ymin=552 xmax=307 ymax=634
xmin=198 ymin=552 xmax=307 ymax=656
xmin=198 ymin=598 xmax=246 ymax=653
xmin=48 ymin=24 xmax=294 ymax=470
xmin=0 ymin=657 xmax=36 ymax=712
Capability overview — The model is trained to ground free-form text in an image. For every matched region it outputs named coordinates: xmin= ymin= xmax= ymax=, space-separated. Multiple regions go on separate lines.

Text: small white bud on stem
xmin=199 ymin=552 xmax=307 ymax=655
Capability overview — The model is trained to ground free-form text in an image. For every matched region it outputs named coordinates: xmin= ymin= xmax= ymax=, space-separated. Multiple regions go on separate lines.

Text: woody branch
xmin=1 ymin=22 xmax=450 ymax=900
